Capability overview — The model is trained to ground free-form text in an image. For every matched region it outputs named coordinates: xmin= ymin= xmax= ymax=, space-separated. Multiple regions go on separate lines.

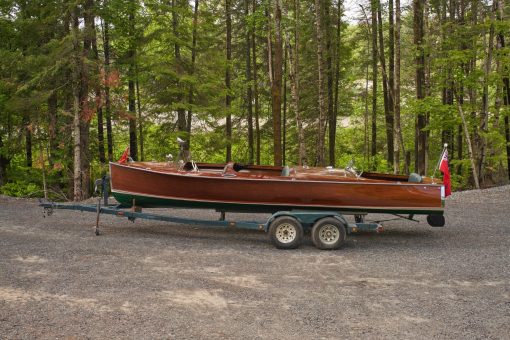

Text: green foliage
xmin=0 ymin=181 xmax=39 ymax=197
xmin=0 ymin=155 xmax=42 ymax=197
xmin=1 ymin=0 xmax=510 ymax=199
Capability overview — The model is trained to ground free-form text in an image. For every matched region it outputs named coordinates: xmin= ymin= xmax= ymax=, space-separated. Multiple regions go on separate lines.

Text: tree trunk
xmin=314 ymin=0 xmax=327 ymax=166
xmin=92 ymin=16 xmax=105 ymax=164
xmin=80 ymin=0 xmax=94 ymax=199
xmin=364 ymin=19 xmax=370 ymax=163
xmin=0 ymin=108 xmax=12 ymax=185
xmin=102 ymin=17 xmax=113 ymax=162
xmin=48 ymin=90 xmax=58 ymax=166
xmin=245 ymin=0 xmax=254 ymax=164
xmin=440 ymin=0 xmax=454 ymax=165
xmin=270 ymin=0 xmax=283 ymax=166
xmin=455 ymin=93 xmax=480 ymax=189
xmin=371 ymin=0 xmax=378 ymax=160
xmin=252 ymin=0 xmax=260 ymax=165
xmin=423 ymin=1 xmax=431 ymax=173
xmin=360 ymin=4 xmax=372 ymax=163
xmin=479 ymin=5 xmax=494 ymax=182
xmin=225 ymin=0 xmax=232 ymax=162
xmin=265 ymin=0 xmax=281 ymax=164
xmin=288 ymin=0 xmax=306 ymax=166
xmin=325 ymin=0 xmax=335 ymax=166
xmin=413 ymin=0 xmax=426 ymax=175
xmin=394 ymin=0 xmax=405 ymax=173
xmin=457 ymin=90 xmax=464 ymax=174
xmin=494 ymin=57 xmax=502 ymax=129
xmin=388 ymin=0 xmax=396 ymax=170
xmin=172 ymin=0 xmax=187 ymax=146
xmin=0 ymin=135 xmax=9 ymax=186
xmin=456 ymin=0 xmax=465 ymax=175
xmin=187 ymin=0 xmax=199 ymax=149
xmin=332 ymin=0 xmax=342 ymax=167
xmin=377 ymin=0 xmax=393 ymax=167
xmin=266 ymin=4 xmax=273 ymax=85
xmin=497 ymin=0 xmax=510 ymax=181
xmin=128 ymin=0 xmax=137 ymax=161
xmin=282 ymin=44 xmax=287 ymax=165
xmin=136 ymin=75 xmax=143 ymax=161
xmin=23 ymin=115 xmax=32 ymax=168
xmin=463 ymin=0 xmax=479 ymax=185
xmin=72 ymin=6 xmax=82 ymax=201
xmin=96 ymin=91 xmax=105 ymax=164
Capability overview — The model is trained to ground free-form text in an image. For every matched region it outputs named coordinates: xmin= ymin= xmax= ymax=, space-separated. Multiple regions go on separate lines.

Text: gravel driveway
xmin=1 ymin=186 xmax=509 ymax=339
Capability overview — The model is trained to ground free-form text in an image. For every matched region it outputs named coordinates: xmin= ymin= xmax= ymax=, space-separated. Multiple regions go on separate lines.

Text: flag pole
xmin=432 ymin=143 xmax=448 ymax=179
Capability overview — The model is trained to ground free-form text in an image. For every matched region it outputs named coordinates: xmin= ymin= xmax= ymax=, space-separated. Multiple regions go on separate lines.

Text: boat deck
xmin=123 ymin=161 xmax=440 ymax=185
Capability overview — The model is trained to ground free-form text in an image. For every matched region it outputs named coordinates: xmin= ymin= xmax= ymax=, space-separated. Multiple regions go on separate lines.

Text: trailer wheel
xmin=311 ymin=217 xmax=346 ymax=250
xmin=269 ymin=216 xmax=304 ymax=249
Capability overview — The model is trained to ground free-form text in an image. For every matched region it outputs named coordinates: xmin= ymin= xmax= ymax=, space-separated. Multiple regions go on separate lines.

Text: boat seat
xmin=408 ymin=172 xmax=422 ymax=183
xmin=281 ymin=166 xmax=290 ymax=177
xmin=183 ymin=161 xmax=199 ymax=172
xmin=183 ymin=161 xmax=194 ymax=171
xmin=233 ymin=163 xmax=245 ymax=172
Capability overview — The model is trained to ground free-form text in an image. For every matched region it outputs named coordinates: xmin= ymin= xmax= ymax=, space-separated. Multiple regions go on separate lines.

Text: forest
xmin=0 ymin=0 xmax=509 ymax=200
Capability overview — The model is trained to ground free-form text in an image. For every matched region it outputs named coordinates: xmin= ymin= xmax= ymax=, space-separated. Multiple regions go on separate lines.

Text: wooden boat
xmin=109 ymin=161 xmax=445 ymax=216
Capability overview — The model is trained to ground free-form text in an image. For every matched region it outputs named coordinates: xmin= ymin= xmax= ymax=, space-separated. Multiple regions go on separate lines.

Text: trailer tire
xmin=427 ymin=214 xmax=445 ymax=227
xmin=269 ymin=216 xmax=304 ymax=249
xmin=311 ymin=217 xmax=346 ymax=250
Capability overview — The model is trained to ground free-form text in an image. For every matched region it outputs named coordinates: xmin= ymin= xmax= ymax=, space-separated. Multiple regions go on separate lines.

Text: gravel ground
xmin=0 ymin=186 xmax=509 ymax=339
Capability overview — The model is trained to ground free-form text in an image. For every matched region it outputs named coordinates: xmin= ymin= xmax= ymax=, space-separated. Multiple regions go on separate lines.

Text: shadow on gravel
xmin=101 ymin=223 xmax=270 ymax=246
xmin=94 ymin=221 xmax=444 ymax=251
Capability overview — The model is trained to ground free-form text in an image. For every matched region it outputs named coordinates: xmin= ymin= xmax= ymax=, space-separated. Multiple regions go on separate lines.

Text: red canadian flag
xmin=118 ymin=147 xmax=130 ymax=164
xmin=439 ymin=148 xmax=451 ymax=196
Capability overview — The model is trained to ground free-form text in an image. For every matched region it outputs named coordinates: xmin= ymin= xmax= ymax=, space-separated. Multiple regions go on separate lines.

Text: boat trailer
xmin=39 ymin=177 xmax=422 ymax=250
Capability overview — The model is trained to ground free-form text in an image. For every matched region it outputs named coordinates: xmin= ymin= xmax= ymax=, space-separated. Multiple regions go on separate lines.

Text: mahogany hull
xmin=109 ymin=162 xmax=444 ymax=214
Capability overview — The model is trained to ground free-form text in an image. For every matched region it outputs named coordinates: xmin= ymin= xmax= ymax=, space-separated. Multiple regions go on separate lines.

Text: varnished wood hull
xmin=110 ymin=162 xmax=444 ymax=215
